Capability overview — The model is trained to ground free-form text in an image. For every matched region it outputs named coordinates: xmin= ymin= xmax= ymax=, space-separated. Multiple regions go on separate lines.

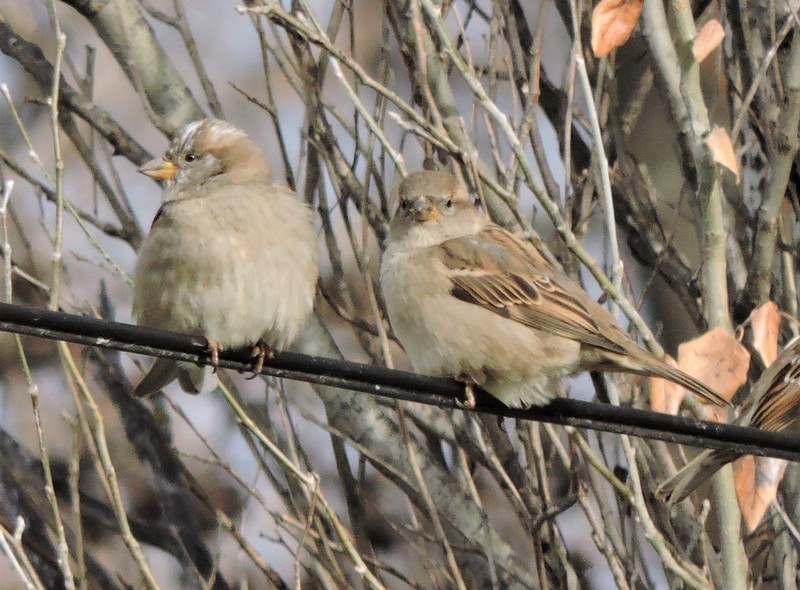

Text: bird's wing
xmin=439 ymin=226 xmax=626 ymax=354
xmin=749 ymin=349 xmax=800 ymax=432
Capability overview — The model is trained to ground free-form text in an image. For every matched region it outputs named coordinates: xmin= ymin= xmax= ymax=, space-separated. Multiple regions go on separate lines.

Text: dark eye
xmin=183 ymin=152 xmax=197 ymax=163
xmin=400 ymin=200 xmax=408 ymax=210
xmin=445 ymin=198 xmax=453 ymax=208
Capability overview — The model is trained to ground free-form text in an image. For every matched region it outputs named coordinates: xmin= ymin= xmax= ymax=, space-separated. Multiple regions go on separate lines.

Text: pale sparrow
xmin=380 ymin=170 xmax=728 ymax=409
xmin=132 ymin=119 xmax=319 ymax=397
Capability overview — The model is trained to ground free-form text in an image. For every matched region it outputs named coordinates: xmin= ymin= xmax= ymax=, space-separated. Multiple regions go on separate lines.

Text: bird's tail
xmin=134 ymin=359 xmax=217 ymax=398
xmin=606 ymin=350 xmax=730 ymax=407
xmin=134 ymin=358 xmax=180 ymax=398
xmin=647 ymin=359 xmax=730 ymax=407
xmin=178 ymin=365 xmax=218 ymax=395
xmin=656 ymin=448 xmax=740 ymax=504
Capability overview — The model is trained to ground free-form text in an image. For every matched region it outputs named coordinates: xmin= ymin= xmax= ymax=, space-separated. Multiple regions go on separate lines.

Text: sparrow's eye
xmin=183 ymin=152 xmax=197 ymax=163
xmin=445 ymin=198 xmax=453 ymax=208
xmin=400 ymin=200 xmax=408 ymax=210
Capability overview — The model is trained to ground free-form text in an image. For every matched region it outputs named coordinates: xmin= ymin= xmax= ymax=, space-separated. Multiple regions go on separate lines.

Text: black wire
xmin=1 ymin=301 xmax=799 ymax=461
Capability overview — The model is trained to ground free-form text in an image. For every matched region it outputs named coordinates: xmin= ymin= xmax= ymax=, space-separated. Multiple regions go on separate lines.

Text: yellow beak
xmin=409 ymin=198 xmax=440 ymax=222
xmin=138 ymin=158 xmax=177 ymax=181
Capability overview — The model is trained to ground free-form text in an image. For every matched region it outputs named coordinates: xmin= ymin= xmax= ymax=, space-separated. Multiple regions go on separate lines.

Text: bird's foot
xmin=204 ymin=336 xmax=222 ymax=373
xmin=246 ymin=340 xmax=274 ymax=379
xmin=458 ymin=381 xmax=477 ymax=409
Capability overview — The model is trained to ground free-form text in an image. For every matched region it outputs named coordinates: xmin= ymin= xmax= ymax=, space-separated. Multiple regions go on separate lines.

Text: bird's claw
xmin=204 ymin=336 xmax=222 ymax=373
xmin=458 ymin=382 xmax=477 ymax=409
xmin=246 ymin=340 xmax=274 ymax=380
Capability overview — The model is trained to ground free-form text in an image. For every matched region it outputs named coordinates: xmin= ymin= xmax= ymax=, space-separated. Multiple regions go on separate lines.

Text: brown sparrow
xmin=380 ymin=170 xmax=728 ymax=409
xmin=132 ymin=119 xmax=319 ymax=397
xmin=657 ymin=336 xmax=800 ymax=503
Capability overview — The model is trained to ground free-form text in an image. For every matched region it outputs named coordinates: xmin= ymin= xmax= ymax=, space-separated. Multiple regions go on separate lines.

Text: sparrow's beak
xmin=409 ymin=197 xmax=440 ymax=222
xmin=139 ymin=157 xmax=177 ymax=181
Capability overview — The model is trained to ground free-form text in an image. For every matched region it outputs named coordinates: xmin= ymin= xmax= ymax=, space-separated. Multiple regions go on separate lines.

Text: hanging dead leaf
xmin=693 ymin=19 xmax=725 ymax=63
xmin=705 ymin=126 xmax=741 ymax=184
xmin=750 ymin=301 xmax=781 ymax=366
xmin=591 ymin=0 xmax=643 ymax=57
xmin=733 ymin=455 xmax=787 ymax=532
xmin=677 ymin=327 xmax=750 ymax=403
xmin=650 ymin=356 xmax=684 ymax=415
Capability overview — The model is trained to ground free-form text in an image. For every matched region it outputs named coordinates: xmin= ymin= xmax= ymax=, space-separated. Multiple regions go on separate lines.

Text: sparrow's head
xmin=139 ymin=119 xmax=271 ymax=197
xmin=389 ymin=170 xmax=482 ymax=246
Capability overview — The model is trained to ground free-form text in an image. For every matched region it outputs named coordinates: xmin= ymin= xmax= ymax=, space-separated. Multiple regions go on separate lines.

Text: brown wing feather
xmin=440 ymin=226 xmax=627 ymax=355
xmin=751 ymin=361 xmax=800 ymax=431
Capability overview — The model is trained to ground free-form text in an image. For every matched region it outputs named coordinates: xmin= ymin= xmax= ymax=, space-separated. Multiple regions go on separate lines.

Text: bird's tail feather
xmin=134 ymin=358 xmax=180 ymax=398
xmin=649 ymin=361 xmax=729 ymax=407
xmin=178 ymin=365 xmax=218 ymax=395
xmin=656 ymin=448 xmax=740 ymax=504
xmin=134 ymin=359 xmax=217 ymax=398
xmin=606 ymin=351 xmax=730 ymax=407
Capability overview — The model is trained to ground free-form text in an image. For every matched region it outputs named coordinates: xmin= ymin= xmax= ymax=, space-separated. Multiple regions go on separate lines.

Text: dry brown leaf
xmin=649 ymin=356 xmax=684 ymax=415
xmin=677 ymin=327 xmax=750 ymax=403
xmin=705 ymin=126 xmax=741 ymax=184
xmin=591 ymin=0 xmax=643 ymax=57
xmin=693 ymin=19 xmax=725 ymax=63
xmin=733 ymin=455 xmax=787 ymax=532
xmin=751 ymin=301 xmax=781 ymax=366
